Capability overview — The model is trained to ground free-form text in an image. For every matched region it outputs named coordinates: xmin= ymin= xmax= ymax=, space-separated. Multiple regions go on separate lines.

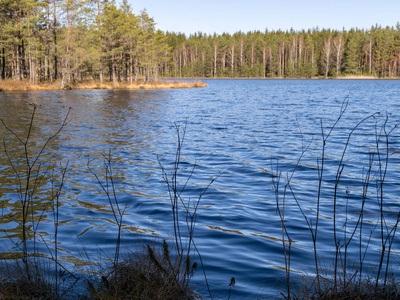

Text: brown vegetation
xmin=88 ymin=242 xmax=199 ymax=300
xmin=0 ymin=264 xmax=56 ymax=300
xmin=336 ymin=75 xmax=378 ymax=79
xmin=0 ymin=79 xmax=207 ymax=92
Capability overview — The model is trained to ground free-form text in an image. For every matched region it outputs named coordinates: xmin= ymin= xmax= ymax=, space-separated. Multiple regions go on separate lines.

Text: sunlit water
xmin=0 ymin=79 xmax=400 ymax=299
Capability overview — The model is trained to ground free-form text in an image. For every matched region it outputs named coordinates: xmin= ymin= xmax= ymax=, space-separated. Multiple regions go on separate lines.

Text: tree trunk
xmin=369 ymin=37 xmax=372 ymax=74
xmin=333 ymin=34 xmax=343 ymax=76
xmin=322 ymin=36 xmax=332 ymax=77
xmin=268 ymin=46 xmax=272 ymax=76
xmin=112 ymin=50 xmax=117 ymax=87
xmin=213 ymin=42 xmax=218 ymax=77
xmin=239 ymin=37 xmax=244 ymax=70
xmin=250 ymin=41 xmax=254 ymax=68
xmin=134 ymin=56 xmax=138 ymax=81
xmin=98 ymin=0 xmax=103 ymax=83
xmin=262 ymin=46 xmax=266 ymax=78
xmin=230 ymin=43 xmax=235 ymax=77
xmin=45 ymin=0 xmax=50 ymax=81
xmin=221 ymin=49 xmax=226 ymax=76
xmin=17 ymin=9 xmax=23 ymax=80
xmin=53 ymin=0 xmax=58 ymax=80
xmin=129 ymin=46 xmax=133 ymax=83
xmin=61 ymin=6 xmax=71 ymax=89
xmin=1 ymin=48 xmax=5 ymax=79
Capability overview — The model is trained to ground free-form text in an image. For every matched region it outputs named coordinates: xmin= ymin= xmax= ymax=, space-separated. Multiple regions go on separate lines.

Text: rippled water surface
xmin=0 ymin=79 xmax=400 ymax=299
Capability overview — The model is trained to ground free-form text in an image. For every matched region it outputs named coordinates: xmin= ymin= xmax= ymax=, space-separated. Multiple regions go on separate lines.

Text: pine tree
xmin=344 ymin=30 xmax=359 ymax=75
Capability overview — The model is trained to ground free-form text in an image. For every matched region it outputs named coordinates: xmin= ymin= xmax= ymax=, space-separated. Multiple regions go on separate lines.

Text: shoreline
xmin=0 ymin=79 xmax=207 ymax=93
xmin=1 ymin=75 xmax=398 ymax=92
xmin=169 ymin=75 xmax=399 ymax=80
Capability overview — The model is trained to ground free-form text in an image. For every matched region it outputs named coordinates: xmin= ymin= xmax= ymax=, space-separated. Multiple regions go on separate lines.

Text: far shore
xmin=1 ymin=75 xmax=398 ymax=92
xmin=0 ymin=79 xmax=207 ymax=93
xmin=169 ymin=75 xmax=399 ymax=80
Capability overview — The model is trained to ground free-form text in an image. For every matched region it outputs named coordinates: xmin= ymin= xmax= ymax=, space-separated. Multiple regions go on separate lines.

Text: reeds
xmin=0 ymin=104 xmax=79 ymax=298
xmin=73 ymin=80 xmax=207 ymax=90
xmin=0 ymin=79 xmax=207 ymax=92
xmin=1 ymin=104 xmax=71 ymax=270
xmin=0 ymin=259 xmax=57 ymax=299
xmin=274 ymin=99 xmax=400 ymax=299
xmin=0 ymin=106 xmax=212 ymax=299
xmin=86 ymin=122 xmax=216 ymax=299
xmin=87 ymin=241 xmax=200 ymax=300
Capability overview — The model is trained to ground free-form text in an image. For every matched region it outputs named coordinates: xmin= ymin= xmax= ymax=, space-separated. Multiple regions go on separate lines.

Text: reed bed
xmin=71 ymin=80 xmax=207 ymax=90
xmin=0 ymin=79 xmax=63 ymax=92
xmin=0 ymin=79 xmax=207 ymax=92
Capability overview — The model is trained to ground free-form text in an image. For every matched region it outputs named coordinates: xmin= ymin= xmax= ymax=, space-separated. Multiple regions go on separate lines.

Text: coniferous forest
xmin=2 ymin=0 xmax=400 ymax=87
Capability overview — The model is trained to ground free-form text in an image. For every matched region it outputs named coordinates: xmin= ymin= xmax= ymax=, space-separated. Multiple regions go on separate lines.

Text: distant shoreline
xmin=1 ymin=76 xmax=398 ymax=92
xmin=0 ymin=79 xmax=207 ymax=93
xmin=168 ymin=75 xmax=399 ymax=80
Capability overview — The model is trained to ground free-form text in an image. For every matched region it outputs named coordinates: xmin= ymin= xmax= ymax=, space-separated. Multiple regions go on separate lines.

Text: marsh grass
xmin=0 ymin=261 xmax=56 ymax=299
xmin=274 ymin=99 xmax=400 ymax=299
xmin=73 ymin=80 xmax=207 ymax=90
xmin=0 ymin=79 xmax=207 ymax=92
xmin=87 ymin=241 xmax=199 ymax=300
xmin=0 ymin=79 xmax=63 ymax=92
xmin=0 ymin=257 xmax=82 ymax=300
xmin=287 ymin=273 xmax=400 ymax=299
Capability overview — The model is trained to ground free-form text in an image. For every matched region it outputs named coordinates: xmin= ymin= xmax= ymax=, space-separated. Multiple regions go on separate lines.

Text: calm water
xmin=0 ymin=79 xmax=400 ymax=299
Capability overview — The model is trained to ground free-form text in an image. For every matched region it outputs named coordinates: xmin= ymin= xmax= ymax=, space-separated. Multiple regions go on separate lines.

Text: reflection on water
xmin=0 ymin=80 xmax=400 ymax=298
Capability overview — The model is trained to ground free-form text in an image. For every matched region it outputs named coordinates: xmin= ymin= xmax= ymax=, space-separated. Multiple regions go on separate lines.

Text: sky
xmin=129 ymin=0 xmax=400 ymax=36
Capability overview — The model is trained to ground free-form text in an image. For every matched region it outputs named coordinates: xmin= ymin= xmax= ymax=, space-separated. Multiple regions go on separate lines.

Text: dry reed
xmin=274 ymin=99 xmax=400 ymax=300
xmin=0 ymin=79 xmax=207 ymax=92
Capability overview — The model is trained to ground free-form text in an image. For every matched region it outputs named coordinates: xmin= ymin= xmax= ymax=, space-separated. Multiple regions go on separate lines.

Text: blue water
xmin=0 ymin=79 xmax=400 ymax=299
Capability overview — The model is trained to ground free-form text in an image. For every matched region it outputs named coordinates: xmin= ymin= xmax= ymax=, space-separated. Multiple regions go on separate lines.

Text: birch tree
xmin=333 ymin=33 xmax=344 ymax=76
xmin=321 ymin=36 xmax=332 ymax=77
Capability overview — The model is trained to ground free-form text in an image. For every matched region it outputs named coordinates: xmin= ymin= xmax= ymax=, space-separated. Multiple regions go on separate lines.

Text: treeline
xmin=0 ymin=0 xmax=169 ymax=88
xmin=1 ymin=0 xmax=400 ymax=87
xmin=168 ymin=25 xmax=400 ymax=78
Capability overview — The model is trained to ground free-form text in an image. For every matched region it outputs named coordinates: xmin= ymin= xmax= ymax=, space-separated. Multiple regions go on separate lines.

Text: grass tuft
xmin=295 ymin=276 xmax=400 ymax=299
xmin=89 ymin=243 xmax=199 ymax=300
xmin=0 ymin=259 xmax=57 ymax=300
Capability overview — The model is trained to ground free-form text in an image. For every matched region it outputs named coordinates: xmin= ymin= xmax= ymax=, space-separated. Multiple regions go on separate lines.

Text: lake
xmin=0 ymin=79 xmax=400 ymax=299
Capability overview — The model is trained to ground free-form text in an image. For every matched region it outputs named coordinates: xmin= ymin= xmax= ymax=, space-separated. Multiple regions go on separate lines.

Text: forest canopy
xmin=1 ymin=0 xmax=400 ymax=86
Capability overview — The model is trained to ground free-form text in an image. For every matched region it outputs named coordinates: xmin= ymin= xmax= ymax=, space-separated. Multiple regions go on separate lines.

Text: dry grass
xmin=74 ymin=80 xmax=207 ymax=90
xmin=0 ymin=277 xmax=55 ymax=299
xmin=88 ymin=241 xmax=199 ymax=300
xmin=0 ymin=79 xmax=62 ymax=92
xmin=336 ymin=75 xmax=377 ymax=79
xmin=294 ymin=276 xmax=400 ymax=300
xmin=0 ymin=242 xmax=199 ymax=300
xmin=0 ymin=79 xmax=207 ymax=92
xmin=0 ymin=259 xmax=57 ymax=300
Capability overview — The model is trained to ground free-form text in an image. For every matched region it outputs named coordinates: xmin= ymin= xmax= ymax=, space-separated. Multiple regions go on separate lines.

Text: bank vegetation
xmin=0 ymin=78 xmax=207 ymax=92
xmin=2 ymin=0 xmax=400 ymax=88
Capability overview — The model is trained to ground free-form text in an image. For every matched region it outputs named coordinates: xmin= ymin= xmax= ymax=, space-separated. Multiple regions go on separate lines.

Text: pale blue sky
xmin=129 ymin=0 xmax=400 ymax=35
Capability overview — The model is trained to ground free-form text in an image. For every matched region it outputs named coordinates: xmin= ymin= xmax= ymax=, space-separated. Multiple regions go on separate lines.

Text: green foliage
xmin=2 ymin=0 xmax=400 ymax=81
xmin=344 ymin=30 xmax=361 ymax=74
